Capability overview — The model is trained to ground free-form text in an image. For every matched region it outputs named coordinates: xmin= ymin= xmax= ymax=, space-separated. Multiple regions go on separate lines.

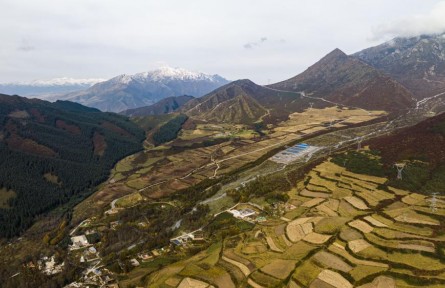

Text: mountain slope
xmin=0 ymin=94 xmax=145 ymax=238
xmin=355 ymin=33 xmax=445 ymax=100
xmin=366 ymin=111 xmax=445 ymax=193
xmin=120 ymin=95 xmax=195 ymax=116
xmin=181 ymin=79 xmax=308 ymax=124
xmin=269 ymin=48 xmax=416 ymax=111
xmin=47 ymin=67 xmax=229 ymax=112
xmin=0 ymin=77 xmax=104 ymax=97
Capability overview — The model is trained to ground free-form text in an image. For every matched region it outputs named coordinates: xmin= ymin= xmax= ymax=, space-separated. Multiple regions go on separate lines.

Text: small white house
xmin=71 ymin=235 xmax=89 ymax=248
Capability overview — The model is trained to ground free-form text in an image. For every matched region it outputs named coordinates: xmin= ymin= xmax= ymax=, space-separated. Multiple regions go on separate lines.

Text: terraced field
xmin=144 ymin=158 xmax=445 ymax=287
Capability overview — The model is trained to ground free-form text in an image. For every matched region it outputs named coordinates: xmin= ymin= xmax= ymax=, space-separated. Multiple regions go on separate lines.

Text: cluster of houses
xmin=227 ymin=204 xmax=267 ymax=223
xmin=64 ymin=266 xmax=118 ymax=288
xmin=24 ymin=255 xmax=65 ymax=276
xmin=170 ymin=230 xmax=206 ymax=246
xmin=39 ymin=255 xmax=65 ymax=276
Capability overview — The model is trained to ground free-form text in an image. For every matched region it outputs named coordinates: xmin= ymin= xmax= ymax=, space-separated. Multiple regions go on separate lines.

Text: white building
xmin=71 ymin=235 xmax=89 ymax=248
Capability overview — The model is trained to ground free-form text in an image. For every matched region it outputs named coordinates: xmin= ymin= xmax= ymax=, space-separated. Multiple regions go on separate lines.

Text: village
xmin=21 ymin=197 xmax=298 ymax=288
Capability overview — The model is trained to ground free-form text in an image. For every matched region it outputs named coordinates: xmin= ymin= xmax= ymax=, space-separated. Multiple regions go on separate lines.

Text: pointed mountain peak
xmin=321 ymin=48 xmax=348 ymax=61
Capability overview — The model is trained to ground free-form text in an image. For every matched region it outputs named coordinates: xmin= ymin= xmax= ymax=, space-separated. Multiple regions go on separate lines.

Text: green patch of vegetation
xmin=181 ymin=204 xmax=211 ymax=231
xmin=332 ymin=150 xmax=385 ymax=177
xmin=292 ymin=260 xmax=322 ymax=287
xmin=0 ymin=97 xmax=145 ymax=238
xmin=206 ymin=212 xmax=254 ymax=238
xmin=385 ymin=161 xmax=445 ymax=194
xmin=350 ymin=265 xmax=386 ymax=282
xmin=227 ymin=173 xmax=291 ymax=203
xmin=314 ymin=217 xmax=349 ymax=234
xmin=131 ymin=114 xmax=176 ymax=132
xmin=152 ymin=114 xmax=188 ymax=145
xmin=115 ymin=192 xmax=143 ymax=208
xmin=199 ymin=241 xmax=222 ymax=267
xmin=250 ymin=271 xmax=281 ymax=287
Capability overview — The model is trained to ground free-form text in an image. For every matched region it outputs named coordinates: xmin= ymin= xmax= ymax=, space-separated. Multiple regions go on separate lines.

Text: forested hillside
xmin=0 ymin=94 xmax=145 ymax=238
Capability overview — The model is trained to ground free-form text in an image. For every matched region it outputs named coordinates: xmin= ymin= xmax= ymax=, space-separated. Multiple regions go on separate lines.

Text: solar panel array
xmin=271 ymin=143 xmax=322 ymax=164
xmin=286 ymin=143 xmax=309 ymax=154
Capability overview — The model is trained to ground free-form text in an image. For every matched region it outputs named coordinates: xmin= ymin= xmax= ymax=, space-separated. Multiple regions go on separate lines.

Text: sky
xmin=1 ymin=0 xmax=445 ymax=85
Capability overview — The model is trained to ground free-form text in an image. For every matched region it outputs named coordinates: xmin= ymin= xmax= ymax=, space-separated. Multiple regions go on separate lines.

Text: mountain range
xmin=42 ymin=67 xmax=229 ymax=112
xmin=3 ymin=35 xmax=444 ymax=118
xmin=176 ymin=47 xmax=416 ymax=125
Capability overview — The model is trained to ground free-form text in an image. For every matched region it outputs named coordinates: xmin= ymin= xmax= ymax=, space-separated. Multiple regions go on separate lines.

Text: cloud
xmin=243 ymin=37 xmax=268 ymax=49
xmin=17 ymin=39 xmax=35 ymax=52
xmin=371 ymin=1 xmax=445 ymax=40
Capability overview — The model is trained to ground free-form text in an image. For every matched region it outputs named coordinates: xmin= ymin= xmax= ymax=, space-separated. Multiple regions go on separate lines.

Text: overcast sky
xmin=1 ymin=0 xmax=445 ymax=84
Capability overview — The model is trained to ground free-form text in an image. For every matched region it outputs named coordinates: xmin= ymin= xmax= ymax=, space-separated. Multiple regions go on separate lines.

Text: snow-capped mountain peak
xmin=144 ymin=66 xmax=214 ymax=81
xmin=112 ymin=67 xmax=223 ymax=84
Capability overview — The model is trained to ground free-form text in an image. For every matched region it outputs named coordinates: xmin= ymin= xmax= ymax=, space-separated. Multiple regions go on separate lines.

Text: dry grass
xmin=313 ymin=251 xmax=352 ymax=272
xmin=286 ymin=222 xmax=313 ymax=242
xmin=365 ymin=233 xmax=435 ymax=253
xmin=339 ymin=227 xmax=363 ymax=242
xmin=315 ymin=203 xmax=339 ymax=217
xmin=260 ymin=259 xmax=296 ymax=279
xmin=401 ymin=193 xmax=427 ymax=206
xmin=328 ymin=244 xmax=388 ymax=268
xmin=177 ymin=277 xmax=213 ymax=288
xmin=340 ymin=170 xmax=386 ymax=185
xmin=221 ymin=256 xmax=251 ymax=276
xmin=300 ymin=189 xmax=331 ymax=198
xmin=317 ymin=269 xmax=353 ymax=288
xmin=247 ymin=278 xmax=265 ymax=288
xmin=356 ymin=189 xmax=394 ymax=206
xmin=363 ymin=216 xmax=388 ymax=227
xmin=338 ymin=200 xmax=365 ymax=217
xmin=348 ymin=239 xmax=371 ymax=253
xmin=348 ymin=219 xmax=374 ymax=233
xmin=393 ymin=210 xmax=440 ymax=226
xmin=344 ymin=196 xmax=369 ymax=210
xmin=301 ymin=197 xmax=326 ymax=208
xmin=303 ymin=233 xmax=332 ymax=244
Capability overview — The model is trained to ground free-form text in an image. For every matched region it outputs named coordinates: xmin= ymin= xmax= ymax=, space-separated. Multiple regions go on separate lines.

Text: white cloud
xmin=243 ymin=37 xmax=268 ymax=49
xmin=371 ymin=1 xmax=445 ymax=40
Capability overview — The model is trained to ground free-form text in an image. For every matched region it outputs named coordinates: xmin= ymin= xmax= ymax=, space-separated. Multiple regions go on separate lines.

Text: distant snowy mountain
xmin=0 ymin=77 xmax=105 ymax=97
xmin=44 ymin=67 xmax=229 ymax=112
